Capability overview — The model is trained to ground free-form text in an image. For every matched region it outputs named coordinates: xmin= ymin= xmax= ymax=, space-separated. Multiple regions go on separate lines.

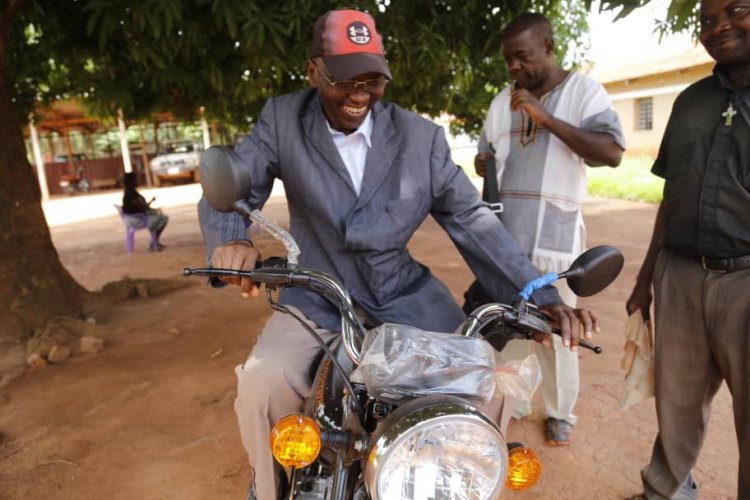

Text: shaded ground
xmin=0 ymin=188 xmax=738 ymax=499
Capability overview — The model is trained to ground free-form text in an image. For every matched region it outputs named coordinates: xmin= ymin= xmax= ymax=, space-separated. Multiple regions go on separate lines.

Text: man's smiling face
xmin=700 ymin=0 xmax=750 ymax=67
xmin=308 ymin=58 xmax=386 ymax=134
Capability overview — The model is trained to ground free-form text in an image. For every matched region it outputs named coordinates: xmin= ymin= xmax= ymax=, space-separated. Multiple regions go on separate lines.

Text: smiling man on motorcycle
xmin=198 ymin=9 xmax=599 ymax=499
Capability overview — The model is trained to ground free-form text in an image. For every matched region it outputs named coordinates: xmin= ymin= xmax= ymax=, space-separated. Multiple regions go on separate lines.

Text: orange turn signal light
xmin=506 ymin=445 xmax=542 ymax=490
xmin=270 ymin=414 xmax=322 ymax=468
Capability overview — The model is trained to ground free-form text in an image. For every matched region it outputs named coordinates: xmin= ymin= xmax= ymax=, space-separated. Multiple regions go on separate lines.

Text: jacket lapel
xmin=301 ymin=93 xmax=357 ymax=195
xmin=355 ymin=102 xmax=399 ymax=210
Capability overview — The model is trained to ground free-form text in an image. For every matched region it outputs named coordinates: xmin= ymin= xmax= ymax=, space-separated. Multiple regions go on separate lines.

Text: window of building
xmin=637 ymin=97 xmax=653 ymax=131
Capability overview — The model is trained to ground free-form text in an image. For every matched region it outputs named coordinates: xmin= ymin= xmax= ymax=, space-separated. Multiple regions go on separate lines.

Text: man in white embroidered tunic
xmin=471 ymin=12 xmax=626 ymax=445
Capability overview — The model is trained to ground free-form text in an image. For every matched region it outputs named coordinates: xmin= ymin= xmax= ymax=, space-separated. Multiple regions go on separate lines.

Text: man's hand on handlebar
xmin=210 ymin=240 xmax=261 ymax=297
xmin=538 ymin=303 xmax=599 ymax=351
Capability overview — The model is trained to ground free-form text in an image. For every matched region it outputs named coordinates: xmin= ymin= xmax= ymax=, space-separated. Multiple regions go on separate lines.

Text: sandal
xmin=545 ymin=417 xmax=573 ymax=446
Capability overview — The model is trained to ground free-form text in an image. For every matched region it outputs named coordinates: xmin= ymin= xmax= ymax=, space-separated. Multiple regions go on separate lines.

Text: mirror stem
xmin=233 ymin=199 xmax=301 ymax=267
xmin=518 ymin=272 xmax=559 ymax=301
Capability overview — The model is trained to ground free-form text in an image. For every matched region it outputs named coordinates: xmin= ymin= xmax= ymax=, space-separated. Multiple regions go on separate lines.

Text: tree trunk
xmin=0 ymin=44 xmax=88 ymax=342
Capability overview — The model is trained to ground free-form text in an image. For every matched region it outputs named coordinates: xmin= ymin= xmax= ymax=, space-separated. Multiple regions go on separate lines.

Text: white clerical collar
xmin=326 ymin=111 xmax=373 ymax=148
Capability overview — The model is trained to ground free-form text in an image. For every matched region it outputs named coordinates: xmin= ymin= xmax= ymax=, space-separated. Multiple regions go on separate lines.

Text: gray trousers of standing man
xmin=641 ymin=249 xmax=750 ymax=499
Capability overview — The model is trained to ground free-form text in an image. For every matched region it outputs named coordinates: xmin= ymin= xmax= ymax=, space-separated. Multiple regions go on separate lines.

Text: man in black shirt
xmin=626 ymin=0 xmax=750 ymax=497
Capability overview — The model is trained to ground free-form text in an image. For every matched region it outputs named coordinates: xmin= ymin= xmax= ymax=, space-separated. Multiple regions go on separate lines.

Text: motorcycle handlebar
xmin=551 ymin=327 xmax=603 ymax=354
xmin=183 ymin=264 xmax=367 ymax=365
xmin=184 ymin=264 xmax=602 ymax=356
xmin=183 ymin=266 xmax=310 ymax=286
xmin=462 ymin=302 xmax=603 ymax=354
xmin=524 ymin=305 xmax=603 ymax=354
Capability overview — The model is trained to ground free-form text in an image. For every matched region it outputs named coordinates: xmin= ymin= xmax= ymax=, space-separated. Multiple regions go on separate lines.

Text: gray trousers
xmin=235 ymin=307 xmax=338 ymax=500
xmin=235 ymin=307 xmax=514 ymax=500
xmin=642 ymin=250 xmax=750 ymax=499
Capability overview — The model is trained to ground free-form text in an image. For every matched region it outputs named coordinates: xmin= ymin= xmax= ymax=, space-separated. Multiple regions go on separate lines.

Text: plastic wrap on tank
xmin=351 ymin=323 xmax=496 ymax=404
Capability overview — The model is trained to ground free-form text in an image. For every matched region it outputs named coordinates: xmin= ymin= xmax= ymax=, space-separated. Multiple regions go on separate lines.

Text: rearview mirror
xmin=560 ymin=245 xmax=624 ymax=297
xmin=199 ymin=146 xmax=252 ymax=213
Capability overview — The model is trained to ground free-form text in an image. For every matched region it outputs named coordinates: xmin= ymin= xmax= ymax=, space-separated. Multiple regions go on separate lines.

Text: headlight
xmin=365 ymin=398 xmax=507 ymax=500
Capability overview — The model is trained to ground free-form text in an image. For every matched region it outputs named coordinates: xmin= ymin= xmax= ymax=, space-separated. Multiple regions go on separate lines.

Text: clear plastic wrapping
xmin=494 ymin=353 xmax=542 ymax=402
xmin=351 ymin=323 xmax=496 ymax=404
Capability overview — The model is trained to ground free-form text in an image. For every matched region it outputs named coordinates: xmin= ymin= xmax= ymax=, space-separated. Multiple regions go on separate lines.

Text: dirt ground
xmin=0 ymin=185 xmax=739 ymax=499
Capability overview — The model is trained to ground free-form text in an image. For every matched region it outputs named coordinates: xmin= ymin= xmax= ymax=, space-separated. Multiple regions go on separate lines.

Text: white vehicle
xmin=149 ymin=140 xmax=202 ymax=186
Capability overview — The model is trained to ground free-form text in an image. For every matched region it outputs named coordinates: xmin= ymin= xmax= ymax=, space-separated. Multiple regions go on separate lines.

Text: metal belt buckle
xmin=701 ymin=256 xmax=727 ymax=273
xmin=489 ymin=202 xmax=503 ymax=215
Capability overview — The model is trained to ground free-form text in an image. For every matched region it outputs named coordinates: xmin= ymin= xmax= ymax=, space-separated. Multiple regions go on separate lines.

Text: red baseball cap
xmin=310 ymin=9 xmax=392 ymax=81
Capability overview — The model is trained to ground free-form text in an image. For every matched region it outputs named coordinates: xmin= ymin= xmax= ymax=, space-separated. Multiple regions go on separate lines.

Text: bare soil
xmin=0 ymin=189 xmax=738 ymax=499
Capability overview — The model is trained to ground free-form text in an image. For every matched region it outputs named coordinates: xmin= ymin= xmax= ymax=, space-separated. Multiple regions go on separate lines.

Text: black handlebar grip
xmin=579 ymin=339 xmax=603 ymax=354
xmin=551 ymin=326 xmax=604 ymax=354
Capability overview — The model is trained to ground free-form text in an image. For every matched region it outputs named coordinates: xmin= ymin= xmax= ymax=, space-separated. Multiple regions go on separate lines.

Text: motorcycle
xmin=59 ymin=166 xmax=91 ymax=195
xmin=185 ymin=146 xmax=624 ymax=499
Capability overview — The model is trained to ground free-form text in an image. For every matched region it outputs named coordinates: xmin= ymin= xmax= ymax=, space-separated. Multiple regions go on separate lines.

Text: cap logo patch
xmin=347 ymin=22 xmax=371 ymax=45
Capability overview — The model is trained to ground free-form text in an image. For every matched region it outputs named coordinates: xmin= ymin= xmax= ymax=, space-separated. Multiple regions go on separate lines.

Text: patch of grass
xmin=587 ymin=154 xmax=663 ymax=203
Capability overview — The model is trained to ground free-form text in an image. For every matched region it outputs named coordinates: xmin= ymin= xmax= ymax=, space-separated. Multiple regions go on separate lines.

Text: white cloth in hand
xmin=621 ymin=311 xmax=655 ymax=409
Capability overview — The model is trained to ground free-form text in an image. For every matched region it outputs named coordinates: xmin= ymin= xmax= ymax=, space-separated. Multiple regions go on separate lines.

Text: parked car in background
xmin=149 ymin=140 xmax=202 ymax=186
xmin=59 ymin=165 xmax=91 ymax=195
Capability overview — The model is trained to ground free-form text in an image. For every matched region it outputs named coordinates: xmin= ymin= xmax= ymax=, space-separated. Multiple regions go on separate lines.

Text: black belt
xmin=695 ymin=254 xmax=750 ymax=273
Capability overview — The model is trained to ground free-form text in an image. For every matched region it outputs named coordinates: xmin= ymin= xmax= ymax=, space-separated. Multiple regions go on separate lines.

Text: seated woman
xmin=122 ymin=172 xmax=168 ymax=251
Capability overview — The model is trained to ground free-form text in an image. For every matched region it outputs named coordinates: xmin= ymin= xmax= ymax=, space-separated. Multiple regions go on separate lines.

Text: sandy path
xmin=0 ymin=189 xmax=738 ymax=499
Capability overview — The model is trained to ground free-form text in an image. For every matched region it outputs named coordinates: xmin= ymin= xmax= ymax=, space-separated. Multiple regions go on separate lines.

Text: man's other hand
xmin=539 ymin=303 xmax=599 ymax=351
xmin=510 ymin=88 xmax=552 ymax=125
xmin=474 ymin=153 xmax=491 ymax=177
xmin=626 ymin=281 xmax=652 ymax=320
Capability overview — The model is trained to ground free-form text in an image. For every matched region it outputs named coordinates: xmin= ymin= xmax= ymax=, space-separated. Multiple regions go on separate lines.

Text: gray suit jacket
xmin=199 ymin=89 xmax=560 ymax=332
